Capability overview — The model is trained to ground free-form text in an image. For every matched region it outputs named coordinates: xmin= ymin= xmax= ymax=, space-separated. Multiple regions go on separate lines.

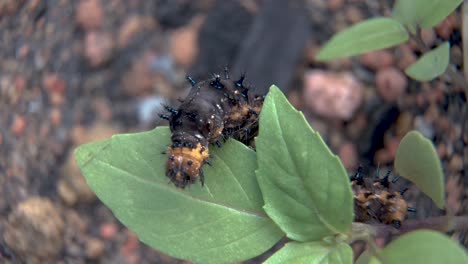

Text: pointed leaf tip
xmin=256 ymin=86 xmax=353 ymax=242
xmin=395 ymin=131 xmax=445 ymax=209
xmin=316 ymin=17 xmax=408 ymax=61
xmin=405 ymin=42 xmax=450 ymax=81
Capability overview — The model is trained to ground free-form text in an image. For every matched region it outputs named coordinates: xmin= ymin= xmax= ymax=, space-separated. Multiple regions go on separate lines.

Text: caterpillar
xmin=160 ymin=69 xmax=264 ymax=188
xmin=351 ymin=167 xmax=415 ymax=228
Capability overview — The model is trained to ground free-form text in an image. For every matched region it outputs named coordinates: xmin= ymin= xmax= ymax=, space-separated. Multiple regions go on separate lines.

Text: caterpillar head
xmin=166 ymin=142 xmax=210 ymax=188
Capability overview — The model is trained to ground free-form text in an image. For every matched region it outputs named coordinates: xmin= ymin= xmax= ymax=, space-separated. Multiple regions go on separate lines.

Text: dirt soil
xmin=0 ymin=0 xmax=467 ymax=263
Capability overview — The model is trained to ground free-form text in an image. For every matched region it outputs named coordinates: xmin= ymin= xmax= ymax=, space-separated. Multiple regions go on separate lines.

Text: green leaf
xmin=377 ymin=230 xmax=468 ymax=263
xmin=393 ymin=0 xmax=463 ymax=30
xmin=355 ymin=251 xmax=380 ymax=264
xmin=74 ymin=127 xmax=284 ymax=264
xmin=316 ymin=18 xmax=408 ymax=61
xmin=255 ymin=86 xmax=353 ymax=242
xmin=405 ymin=42 xmax=450 ymax=81
xmin=264 ymin=241 xmax=352 ymax=264
xmin=394 ymin=130 xmax=445 ymax=208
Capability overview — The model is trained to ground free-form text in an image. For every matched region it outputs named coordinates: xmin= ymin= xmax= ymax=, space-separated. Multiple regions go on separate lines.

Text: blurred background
xmin=0 ymin=0 xmax=466 ymax=263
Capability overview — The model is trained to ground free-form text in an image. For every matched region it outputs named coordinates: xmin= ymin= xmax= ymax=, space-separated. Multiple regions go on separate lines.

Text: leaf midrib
xmin=87 ymin=156 xmax=269 ymax=219
xmin=269 ymin=97 xmax=342 ymax=235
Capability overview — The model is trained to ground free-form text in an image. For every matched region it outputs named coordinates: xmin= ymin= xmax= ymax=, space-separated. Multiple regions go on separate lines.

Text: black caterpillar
xmin=160 ymin=69 xmax=264 ymax=188
xmin=351 ymin=167 xmax=416 ymax=228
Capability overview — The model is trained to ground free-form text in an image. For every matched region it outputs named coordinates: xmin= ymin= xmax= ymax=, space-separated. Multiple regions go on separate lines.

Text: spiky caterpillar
xmin=160 ymin=69 xmax=264 ymax=188
xmin=351 ymin=167 xmax=415 ymax=228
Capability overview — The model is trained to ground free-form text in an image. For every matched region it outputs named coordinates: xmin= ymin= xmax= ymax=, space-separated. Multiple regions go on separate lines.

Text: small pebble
xmin=385 ymin=137 xmax=400 ymax=160
xmin=375 ymin=67 xmax=407 ymax=103
xmin=14 ymin=76 xmax=26 ymax=93
xmin=84 ymin=31 xmax=114 ymax=68
xmin=50 ymin=108 xmax=62 ymax=126
xmin=169 ymin=16 xmax=204 ymax=67
xmin=327 ymin=0 xmax=344 ymax=10
xmin=287 ymin=89 xmax=302 ymax=110
xmin=85 ymin=237 xmax=105 ymax=259
xmin=11 ymin=115 xmax=27 ymax=136
xmin=43 ymin=73 xmax=66 ymax=94
xmin=119 ymin=16 xmax=144 ymax=47
xmin=58 ymin=152 xmax=97 ymax=206
xmin=118 ymin=16 xmax=156 ymax=48
xmin=414 ymin=116 xmax=434 ymax=139
xmin=448 ymin=155 xmax=463 ymax=173
xmin=345 ymin=5 xmax=363 ymax=23
xmin=359 ymin=50 xmax=394 ymax=71
xmin=4 ymin=197 xmax=64 ymax=260
xmin=435 ymin=14 xmax=457 ymax=40
xmin=121 ymin=230 xmax=139 ymax=257
xmin=395 ymin=111 xmax=413 ymax=137
xmin=137 ymin=96 xmax=164 ymax=125
xmin=303 ymin=70 xmax=363 ymax=120
xmin=397 ymin=44 xmax=417 ymax=70
xmin=445 ymin=175 xmax=462 ymax=214
xmin=338 ymin=142 xmax=358 ymax=170
xmin=436 ymin=143 xmax=447 ymax=159
xmin=121 ymin=52 xmax=156 ymax=96
xmin=347 ymin=113 xmax=367 ymax=140
xmin=100 ymin=222 xmax=118 ymax=240
xmin=94 ymin=99 xmax=113 ymax=121
xmin=374 ymin=148 xmax=392 ymax=164
xmin=420 ymin=28 xmax=436 ymax=47
xmin=76 ymin=0 xmax=103 ymax=31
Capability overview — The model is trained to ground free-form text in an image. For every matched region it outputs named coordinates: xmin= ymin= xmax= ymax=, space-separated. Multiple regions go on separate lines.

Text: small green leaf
xmin=378 ymin=230 xmax=468 ymax=263
xmin=393 ymin=0 xmax=463 ymax=30
xmin=394 ymin=130 xmax=445 ymax=208
xmin=405 ymin=42 xmax=450 ymax=81
xmin=316 ymin=18 xmax=408 ymax=61
xmin=74 ymin=127 xmax=284 ymax=264
xmin=264 ymin=242 xmax=353 ymax=264
xmin=255 ymin=86 xmax=353 ymax=242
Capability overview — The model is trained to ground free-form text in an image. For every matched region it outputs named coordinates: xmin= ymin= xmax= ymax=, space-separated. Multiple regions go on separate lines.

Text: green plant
xmin=316 ymin=0 xmax=468 ymax=97
xmin=75 ymin=86 xmax=468 ymax=263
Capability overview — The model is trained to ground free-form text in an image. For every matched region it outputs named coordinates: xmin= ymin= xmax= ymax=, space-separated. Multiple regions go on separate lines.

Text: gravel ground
xmin=0 ymin=0 xmax=466 ymax=263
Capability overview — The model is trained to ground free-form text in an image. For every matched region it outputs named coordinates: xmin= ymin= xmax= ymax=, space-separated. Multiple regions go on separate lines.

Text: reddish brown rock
xmin=85 ymin=237 xmax=105 ymax=259
xmin=359 ymin=50 xmax=394 ymax=71
xmin=0 ymin=0 xmax=25 ymax=16
xmin=376 ymin=67 xmax=407 ymax=103
xmin=118 ymin=16 xmax=156 ymax=48
xmin=345 ymin=5 xmax=363 ymax=23
xmin=328 ymin=0 xmax=344 ymax=10
xmin=84 ymin=31 xmax=114 ymax=68
xmin=397 ymin=44 xmax=417 ymax=70
xmin=339 ymin=142 xmax=358 ymax=170
xmin=100 ymin=222 xmax=118 ymax=240
xmin=11 ymin=115 xmax=27 ymax=136
xmin=43 ymin=73 xmax=66 ymax=106
xmin=303 ymin=70 xmax=363 ymax=120
xmin=395 ymin=111 xmax=413 ymax=137
xmin=43 ymin=73 xmax=66 ymax=94
xmin=169 ymin=15 xmax=204 ymax=67
xmin=448 ymin=155 xmax=463 ymax=173
xmin=50 ymin=108 xmax=62 ymax=126
xmin=446 ymin=174 xmax=462 ymax=214
xmin=420 ymin=28 xmax=436 ymax=47
xmin=4 ymin=197 xmax=64 ymax=262
xmin=58 ymin=150 xmax=96 ymax=206
xmin=435 ymin=14 xmax=457 ymax=40
xmin=76 ymin=0 xmax=103 ymax=31
xmin=121 ymin=52 xmax=156 ymax=97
